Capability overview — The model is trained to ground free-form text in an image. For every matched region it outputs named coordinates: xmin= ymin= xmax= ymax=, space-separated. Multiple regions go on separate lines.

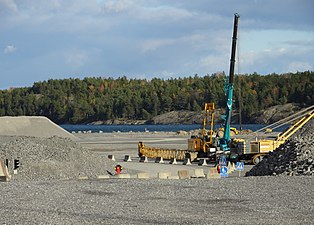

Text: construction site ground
xmin=0 ymin=117 xmax=313 ymax=224
xmin=76 ymin=132 xmax=255 ymax=178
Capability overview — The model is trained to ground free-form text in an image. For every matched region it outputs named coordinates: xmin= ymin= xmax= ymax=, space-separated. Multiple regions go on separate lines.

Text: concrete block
xmin=231 ymin=162 xmax=236 ymax=172
xmin=208 ymin=167 xmax=219 ymax=174
xmin=198 ymin=159 xmax=207 ymax=166
xmin=117 ymin=174 xmax=131 ymax=179
xmin=155 ymin=157 xmax=164 ymax=164
xmin=167 ymin=175 xmax=180 ymax=180
xmin=207 ymin=167 xmax=220 ymax=178
xmin=178 ymin=170 xmax=190 ymax=179
xmin=97 ymin=175 xmax=110 ymax=179
xmin=0 ymin=160 xmax=11 ymax=182
xmin=170 ymin=158 xmax=178 ymax=165
xmin=139 ymin=156 xmax=148 ymax=163
xmin=227 ymin=162 xmax=234 ymax=173
xmin=137 ymin=172 xmax=150 ymax=179
xmin=108 ymin=155 xmax=115 ymax=161
xmin=191 ymin=169 xmax=205 ymax=178
xmin=158 ymin=172 xmax=171 ymax=179
xmin=207 ymin=172 xmax=221 ymax=179
xmin=124 ymin=155 xmax=132 ymax=162
xmin=183 ymin=158 xmax=191 ymax=165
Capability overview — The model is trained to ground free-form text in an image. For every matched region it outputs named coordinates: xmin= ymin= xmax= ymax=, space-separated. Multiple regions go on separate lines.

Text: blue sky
xmin=0 ymin=0 xmax=313 ymax=89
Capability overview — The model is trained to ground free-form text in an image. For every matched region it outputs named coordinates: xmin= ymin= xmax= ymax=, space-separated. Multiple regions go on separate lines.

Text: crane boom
xmin=219 ymin=13 xmax=240 ymax=152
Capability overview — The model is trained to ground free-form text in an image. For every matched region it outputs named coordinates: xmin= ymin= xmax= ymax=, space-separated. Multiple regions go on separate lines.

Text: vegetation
xmin=0 ymin=71 xmax=313 ymax=124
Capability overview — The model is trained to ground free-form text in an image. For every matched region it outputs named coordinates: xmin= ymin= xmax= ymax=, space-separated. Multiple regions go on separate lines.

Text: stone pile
xmin=0 ymin=136 xmax=117 ymax=181
xmin=246 ymin=118 xmax=314 ymax=176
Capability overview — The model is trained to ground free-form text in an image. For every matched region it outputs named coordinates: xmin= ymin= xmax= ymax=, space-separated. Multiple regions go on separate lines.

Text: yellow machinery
xmin=217 ymin=127 xmax=239 ymax=138
xmin=187 ymin=102 xmax=215 ymax=152
xmin=138 ymin=103 xmax=216 ymax=161
xmin=232 ymin=106 xmax=314 ymax=164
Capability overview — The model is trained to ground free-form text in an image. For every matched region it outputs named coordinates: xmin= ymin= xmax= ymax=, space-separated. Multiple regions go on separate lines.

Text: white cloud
xmin=3 ymin=45 xmax=16 ymax=54
xmin=136 ymin=5 xmax=193 ymax=22
xmin=287 ymin=62 xmax=312 ymax=73
xmin=64 ymin=50 xmax=88 ymax=68
xmin=0 ymin=0 xmax=313 ymax=89
xmin=103 ymin=0 xmax=134 ymax=13
xmin=140 ymin=38 xmax=175 ymax=53
xmin=0 ymin=0 xmax=18 ymax=14
xmin=199 ymin=53 xmax=229 ymax=73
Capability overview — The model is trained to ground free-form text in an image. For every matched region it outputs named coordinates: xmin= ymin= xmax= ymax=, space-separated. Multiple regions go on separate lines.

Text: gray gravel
xmin=246 ymin=118 xmax=314 ymax=176
xmin=0 ymin=136 xmax=117 ymax=181
xmin=0 ymin=176 xmax=313 ymax=225
xmin=0 ymin=117 xmax=313 ymax=224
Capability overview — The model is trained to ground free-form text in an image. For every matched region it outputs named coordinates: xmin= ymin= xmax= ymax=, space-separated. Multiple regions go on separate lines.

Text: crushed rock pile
xmin=246 ymin=118 xmax=314 ymax=176
xmin=0 ymin=136 xmax=117 ymax=181
xmin=0 ymin=116 xmax=77 ymax=140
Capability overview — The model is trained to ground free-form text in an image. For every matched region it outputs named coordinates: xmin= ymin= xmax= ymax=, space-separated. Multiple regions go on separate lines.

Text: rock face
xmin=147 ymin=108 xmax=227 ymax=125
xmin=246 ymin=118 xmax=314 ymax=176
xmin=251 ymin=103 xmax=300 ymax=124
xmin=148 ymin=111 xmax=203 ymax=125
xmin=89 ymin=104 xmax=303 ymax=125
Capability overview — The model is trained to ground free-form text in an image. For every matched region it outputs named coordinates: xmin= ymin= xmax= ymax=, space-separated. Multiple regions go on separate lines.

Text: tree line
xmin=0 ymin=71 xmax=313 ymax=124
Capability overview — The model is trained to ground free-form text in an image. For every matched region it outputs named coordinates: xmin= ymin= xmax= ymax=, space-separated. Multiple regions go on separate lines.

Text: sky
xmin=0 ymin=0 xmax=313 ymax=90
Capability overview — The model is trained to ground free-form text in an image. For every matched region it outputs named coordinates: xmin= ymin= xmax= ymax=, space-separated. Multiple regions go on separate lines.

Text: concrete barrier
xmin=178 ymin=170 xmax=190 ymax=179
xmin=108 ymin=155 xmax=115 ymax=161
xmin=207 ymin=167 xmax=220 ymax=179
xmin=97 ymin=175 xmax=110 ymax=179
xmin=170 ymin=158 xmax=178 ymax=165
xmin=117 ymin=174 xmax=131 ymax=179
xmin=158 ymin=172 xmax=171 ymax=179
xmin=124 ymin=155 xmax=132 ymax=162
xmin=167 ymin=175 xmax=180 ymax=180
xmin=155 ymin=157 xmax=164 ymax=164
xmin=198 ymin=159 xmax=207 ymax=166
xmin=78 ymin=176 xmax=89 ymax=180
xmin=137 ymin=172 xmax=150 ymax=179
xmin=139 ymin=156 xmax=148 ymax=163
xmin=227 ymin=162 xmax=234 ymax=173
xmin=0 ymin=160 xmax=11 ymax=182
xmin=183 ymin=158 xmax=191 ymax=165
xmin=191 ymin=168 xmax=205 ymax=178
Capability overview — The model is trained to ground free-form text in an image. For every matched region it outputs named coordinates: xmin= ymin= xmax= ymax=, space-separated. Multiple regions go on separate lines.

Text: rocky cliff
xmin=90 ymin=103 xmax=303 ymax=125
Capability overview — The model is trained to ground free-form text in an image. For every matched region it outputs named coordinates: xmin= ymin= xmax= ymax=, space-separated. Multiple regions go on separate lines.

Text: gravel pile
xmin=0 ymin=136 xmax=117 ymax=181
xmin=246 ymin=118 xmax=314 ymax=176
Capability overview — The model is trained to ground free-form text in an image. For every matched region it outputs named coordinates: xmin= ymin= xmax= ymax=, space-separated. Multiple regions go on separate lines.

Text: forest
xmin=0 ymin=71 xmax=313 ymax=124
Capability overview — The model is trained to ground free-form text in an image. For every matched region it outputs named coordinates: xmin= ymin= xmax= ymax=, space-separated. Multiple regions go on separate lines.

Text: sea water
xmin=60 ymin=124 xmax=288 ymax=133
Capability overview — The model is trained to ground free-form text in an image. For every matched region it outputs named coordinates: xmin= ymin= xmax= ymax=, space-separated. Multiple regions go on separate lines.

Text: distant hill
xmin=0 ymin=71 xmax=312 ymax=124
xmin=90 ymin=103 xmax=302 ymax=125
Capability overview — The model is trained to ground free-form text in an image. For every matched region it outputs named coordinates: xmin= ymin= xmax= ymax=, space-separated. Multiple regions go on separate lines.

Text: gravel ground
xmin=1 ymin=176 xmax=313 ymax=225
xmin=0 ymin=116 xmax=313 ymax=224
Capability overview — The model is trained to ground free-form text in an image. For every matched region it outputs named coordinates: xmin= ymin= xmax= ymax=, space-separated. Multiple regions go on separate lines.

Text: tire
xmin=217 ymin=130 xmax=224 ymax=138
xmin=252 ymin=156 xmax=260 ymax=165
